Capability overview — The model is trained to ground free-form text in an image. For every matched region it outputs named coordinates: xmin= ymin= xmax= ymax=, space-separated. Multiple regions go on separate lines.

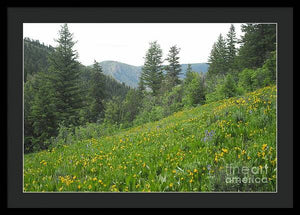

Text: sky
xmin=23 ymin=23 xmax=243 ymax=66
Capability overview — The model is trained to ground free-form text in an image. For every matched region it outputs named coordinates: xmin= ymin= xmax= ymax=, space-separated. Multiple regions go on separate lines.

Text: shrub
xmin=183 ymin=72 xmax=206 ymax=107
xmin=206 ymin=74 xmax=240 ymax=103
xmin=162 ymin=85 xmax=184 ymax=116
xmin=133 ymin=106 xmax=164 ymax=126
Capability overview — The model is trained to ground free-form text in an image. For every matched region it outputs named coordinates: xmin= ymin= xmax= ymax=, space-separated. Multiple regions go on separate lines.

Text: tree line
xmin=24 ymin=23 xmax=276 ymax=153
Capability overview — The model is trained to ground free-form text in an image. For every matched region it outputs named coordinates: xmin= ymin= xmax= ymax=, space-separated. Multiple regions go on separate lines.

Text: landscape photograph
xmin=23 ymin=23 xmax=277 ymax=192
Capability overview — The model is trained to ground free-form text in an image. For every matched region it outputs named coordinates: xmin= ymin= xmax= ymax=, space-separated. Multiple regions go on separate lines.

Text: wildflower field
xmin=24 ymin=85 xmax=277 ymax=192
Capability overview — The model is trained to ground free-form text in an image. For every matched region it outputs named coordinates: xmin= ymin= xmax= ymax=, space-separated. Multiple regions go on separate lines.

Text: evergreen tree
xmin=30 ymin=72 xmax=58 ymax=150
xmin=207 ymin=34 xmax=228 ymax=78
xmin=236 ymin=24 xmax=276 ymax=69
xmin=24 ymin=38 xmax=55 ymax=82
xmin=104 ymin=96 xmax=124 ymax=125
xmin=140 ymin=41 xmax=164 ymax=96
xmin=88 ymin=60 xmax=106 ymax=122
xmin=122 ymin=89 xmax=142 ymax=123
xmin=48 ymin=23 xmax=83 ymax=127
xmin=24 ymin=75 xmax=40 ymax=152
xmin=137 ymin=76 xmax=146 ymax=95
xmin=164 ymin=45 xmax=182 ymax=90
xmin=183 ymin=72 xmax=206 ymax=107
xmin=221 ymin=73 xmax=237 ymax=98
xmin=225 ymin=24 xmax=237 ymax=71
xmin=184 ymin=64 xmax=194 ymax=84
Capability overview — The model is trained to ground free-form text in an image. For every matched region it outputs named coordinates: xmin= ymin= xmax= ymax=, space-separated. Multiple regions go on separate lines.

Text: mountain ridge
xmin=97 ymin=60 xmax=209 ymax=88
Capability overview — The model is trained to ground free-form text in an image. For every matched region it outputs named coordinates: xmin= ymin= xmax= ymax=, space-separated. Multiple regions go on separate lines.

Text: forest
xmin=24 ymin=23 xmax=276 ymax=192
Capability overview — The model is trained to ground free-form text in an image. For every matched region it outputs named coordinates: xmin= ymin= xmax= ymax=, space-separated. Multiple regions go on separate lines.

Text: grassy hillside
xmin=24 ymin=85 xmax=277 ymax=192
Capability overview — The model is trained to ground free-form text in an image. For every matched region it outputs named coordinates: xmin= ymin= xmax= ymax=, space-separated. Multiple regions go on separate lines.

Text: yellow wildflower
xmin=262 ymin=144 xmax=268 ymax=151
xmin=222 ymin=148 xmax=228 ymax=153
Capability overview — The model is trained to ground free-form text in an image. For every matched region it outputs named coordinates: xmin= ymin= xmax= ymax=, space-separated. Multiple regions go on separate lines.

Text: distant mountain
xmin=24 ymin=38 xmax=130 ymax=100
xmin=179 ymin=63 xmax=209 ymax=78
xmin=24 ymin=38 xmax=209 ymax=89
xmin=99 ymin=61 xmax=209 ymax=88
xmin=99 ymin=61 xmax=141 ymax=88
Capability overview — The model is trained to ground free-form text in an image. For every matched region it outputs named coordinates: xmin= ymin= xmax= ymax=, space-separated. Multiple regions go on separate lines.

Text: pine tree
xmin=137 ymin=76 xmax=146 ymax=97
xmin=164 ymin=45 xmax=182 ymax=90
xmin=48 ymin=23 xmax=83 ymax=127
xmin=207 ymin=34 xmax=228 ymax=78
xmin=140 ymin=41 xmax=164 ymax=96
xmin=237 ymin=24 xmax=276 ymax=69
xmin=184 ymin=64 xmax=194 ymax=84
xmin=88 ymin=60 xmax=106 ymax=122
xmin=30 ymin=72 xmax=58 ymax=150
xmin=225 ymin=24 xmax=237 ymax=71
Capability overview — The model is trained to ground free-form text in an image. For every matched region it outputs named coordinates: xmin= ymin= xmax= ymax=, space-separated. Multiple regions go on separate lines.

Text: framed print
xmin=7 ymin=6 xmax=293 ymax=208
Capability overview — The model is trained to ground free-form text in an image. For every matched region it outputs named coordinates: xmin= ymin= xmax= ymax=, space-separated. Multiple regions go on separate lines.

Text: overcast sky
xmin=23 ymin=23 xmax=243 ymax=66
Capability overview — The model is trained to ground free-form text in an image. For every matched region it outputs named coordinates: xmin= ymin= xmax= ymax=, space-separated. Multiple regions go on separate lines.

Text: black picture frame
xmin=7 ymin=7 xmax=293 ymax=208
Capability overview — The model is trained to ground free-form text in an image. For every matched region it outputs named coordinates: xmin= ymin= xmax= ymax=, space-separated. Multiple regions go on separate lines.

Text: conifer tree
xmin=140 ymin=41 xmax=164 ymax=96
xmin=88 ymin=60 xmax=106 ymax=122
xmin=164 ymin=45 xmax=182 ymax=91
xmin=225 ymin=24 xmax=237 ymax=71
xmin=207 ymin=34 xmax=228 ymax=78
xmin=237 ymin=24 xmax=276 ymax=69
xmin=48 ymin=23 xmax=83 ymax=127
xmin=184 ymin=64 xmax=194 ymax=84
xmin=30 ymin=72 xmax=58 ymax=150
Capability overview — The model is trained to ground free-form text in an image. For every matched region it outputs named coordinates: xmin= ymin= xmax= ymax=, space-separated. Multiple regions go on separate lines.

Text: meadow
xmin=24 ymin=85 xmax=277 ymax=192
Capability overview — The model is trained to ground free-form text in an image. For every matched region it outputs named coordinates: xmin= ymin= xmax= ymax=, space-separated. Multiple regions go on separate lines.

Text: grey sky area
xmin=24 ymin=23 xmax=243 ymax=66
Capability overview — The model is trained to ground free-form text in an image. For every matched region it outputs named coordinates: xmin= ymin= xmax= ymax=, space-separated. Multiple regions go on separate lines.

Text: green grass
xmin=24 ymin=85 xmax=277 ymax=192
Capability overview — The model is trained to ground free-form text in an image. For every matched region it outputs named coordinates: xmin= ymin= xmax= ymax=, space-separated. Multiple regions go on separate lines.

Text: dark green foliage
xmin=103 ymin=88 xmax=143 ymax=128
xmin=104 ymin=96 xmax=124 ymax=125
xmin=207 ymin=25 xmax=238 ymax=82
xmin=222 ymin=74 xmax=238 ymax=98
xmin=262 ymin=51 xmax=276 ymax=82
xmin=162 ymin=85 xmax=184 ymax=116
xmin=184 ymin=64 xmax=194 ymax=83
xmin=205 ymin=23 xmax=276 ymax=103
xmin=238 ymin=69 xmax=256 ymax=92
xmin=236 ymin=24 xmax=276 ymax=70
xmin=225 ymin=24 xmax=238 ymax=72
xmin=103 ymin=76 xmax=131 ymax=100
xmin=140 ymin=41 xmax=164 ymax=96
xmin=238 ymin=51 xmax=276 ymax=92
xmin=183 ymin=72 xmax=206 ymax=107
xmin=24 ymin=75 xmax=38 ymax=152
xmin=206 ymin=74 xmax=241 ymax=103
xmin=164 ymin=45 xmax=182 ymax=91
xmin=48 ymin=24 xmax=83 ymax=127
xmin=122 ymin=89 xmax=142 ymax=124
xmin=30 ymin=72 xmax=58 ymax=151
xmin=207 ymin=34 xmax=228 ymax=78
xmin=24 ymin=38 xmax=54 ymax=82
xmin=87 ymin=61 xmax=106 ymax=123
